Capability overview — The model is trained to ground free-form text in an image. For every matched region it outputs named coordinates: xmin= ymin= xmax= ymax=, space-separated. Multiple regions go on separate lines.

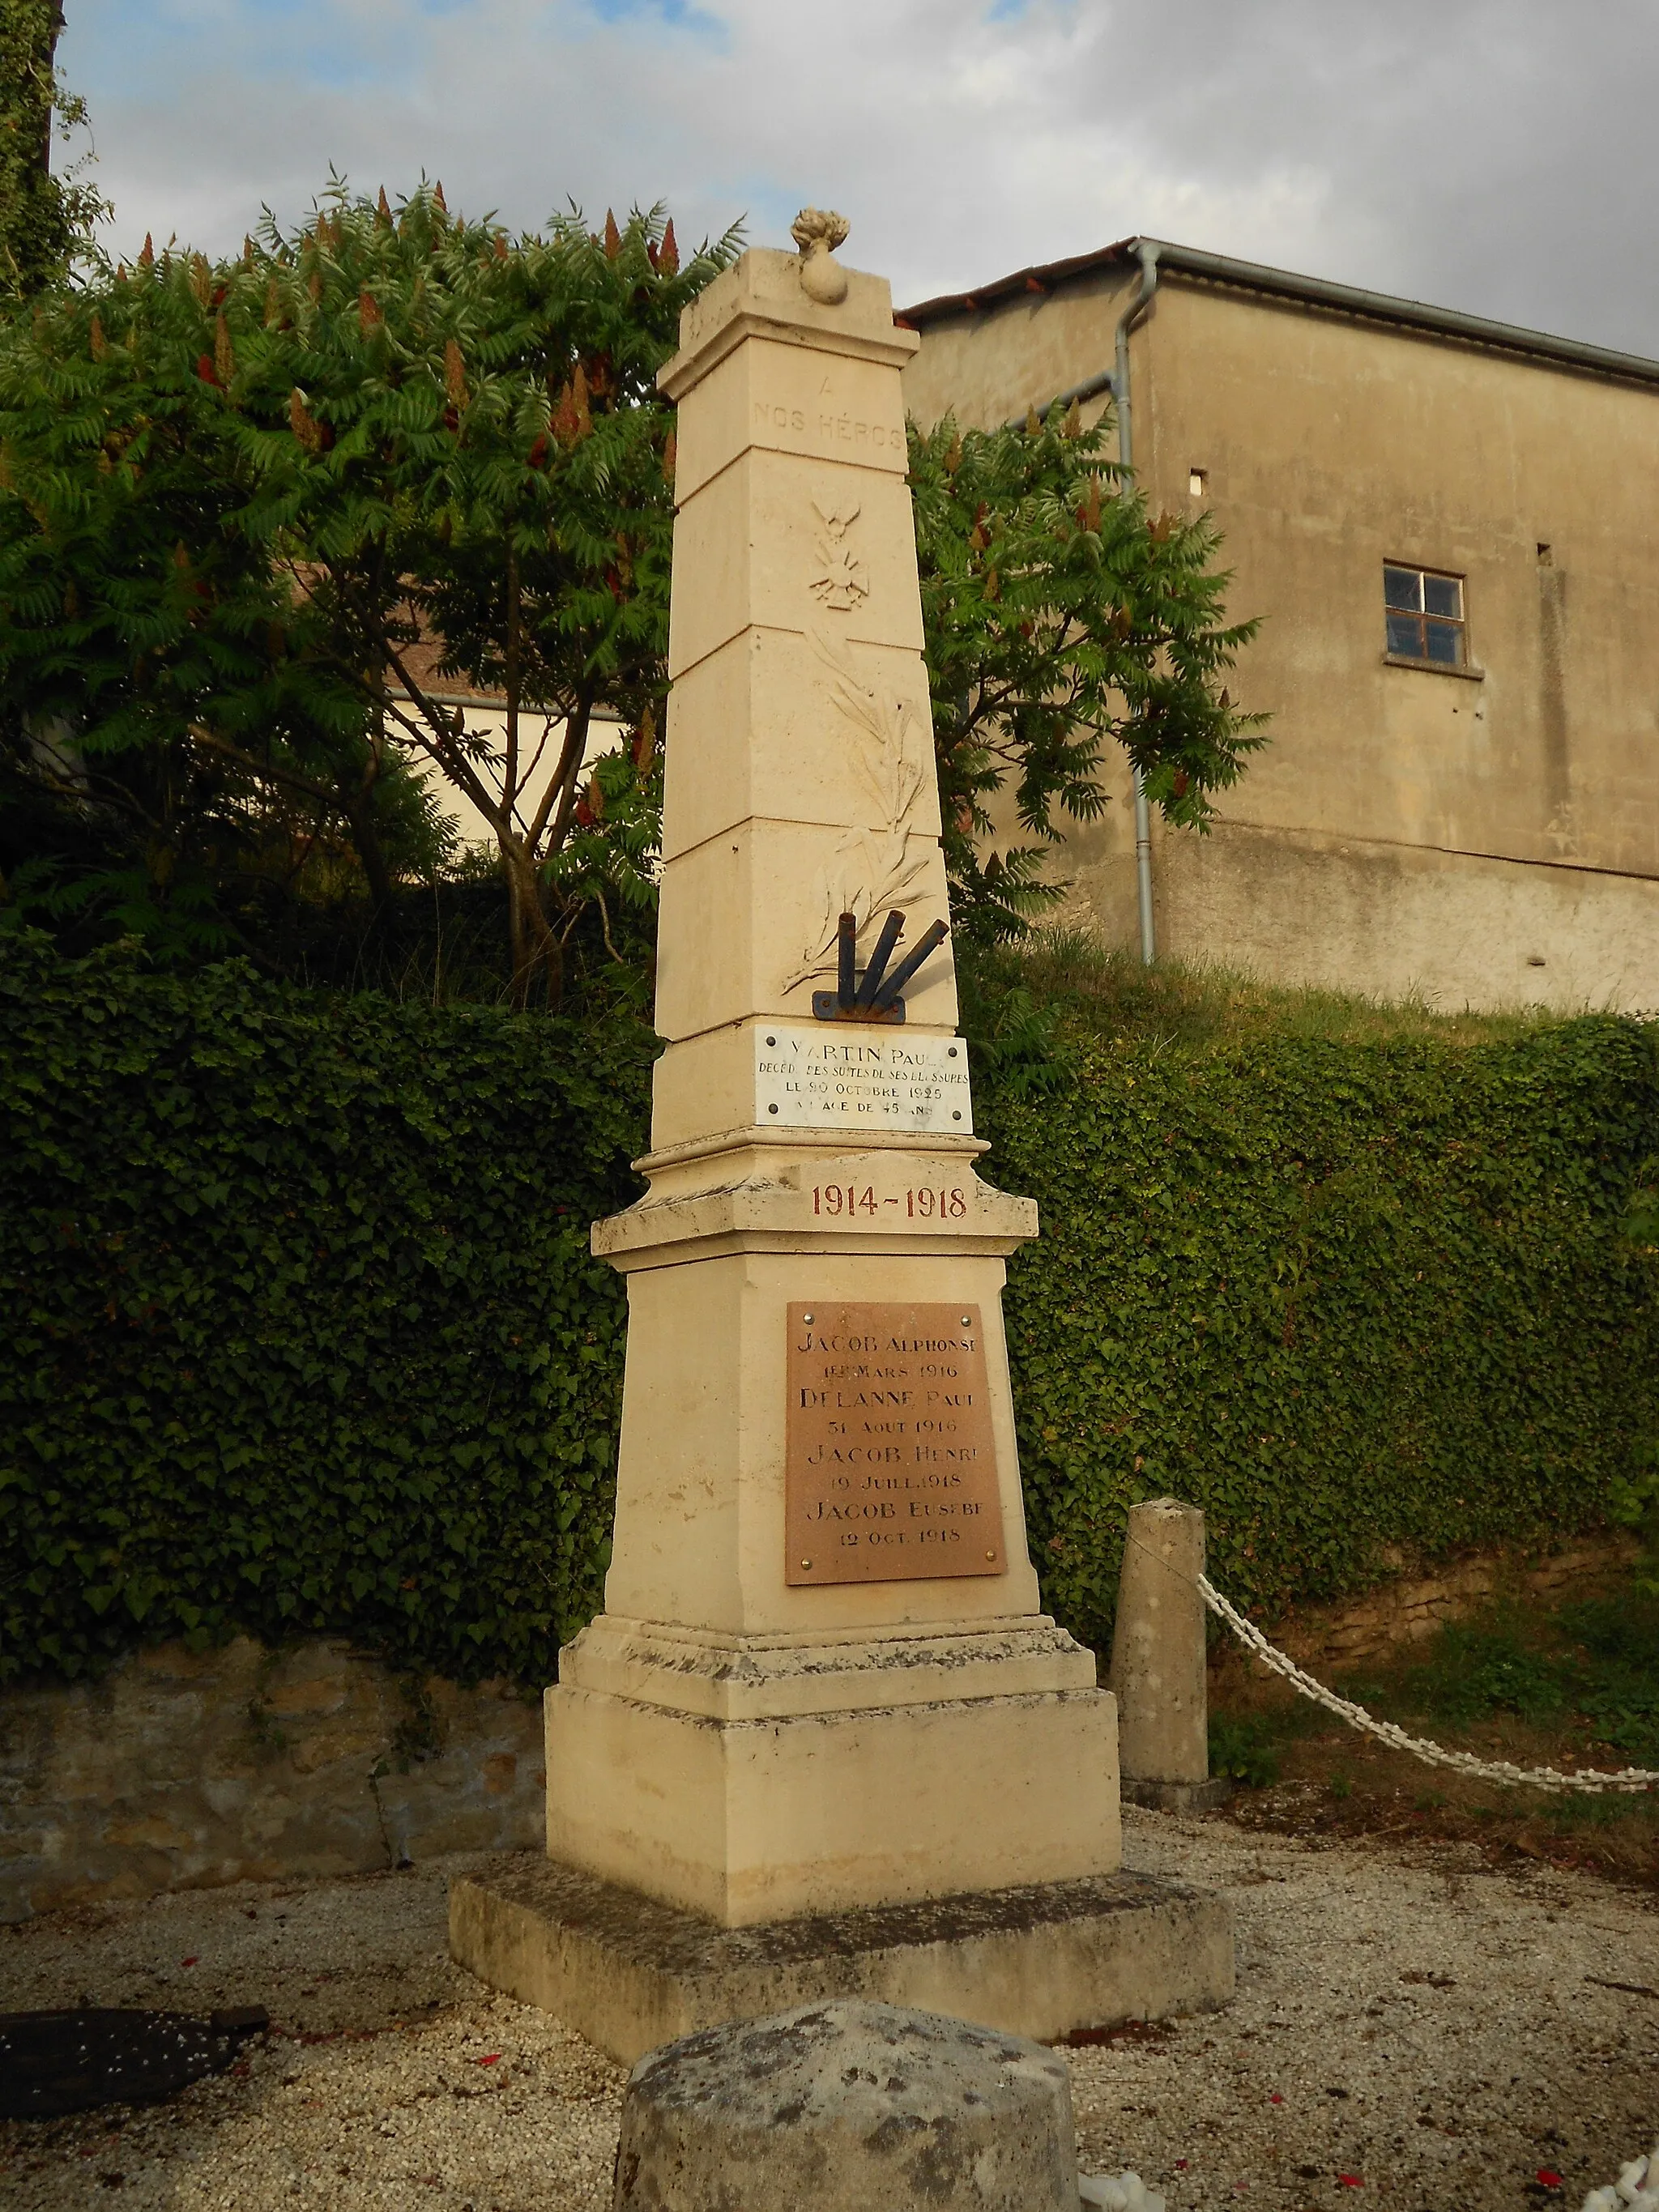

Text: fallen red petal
xmin=1338 ymin=2178 xmax=1364 ymax=2189
xmin=476 ymin=2053 xmax=501 ymax=2066
xmin=181 ymin=1956 xmax=198 ymax=1967
xmin=1537 ymin=2173 xmax=1563 ymax=2189
xmin=1269 ymin=2093 xmax=1283 ymax=2104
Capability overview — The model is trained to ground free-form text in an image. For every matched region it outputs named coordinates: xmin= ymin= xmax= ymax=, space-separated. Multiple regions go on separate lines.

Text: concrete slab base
xmin=1121 ymin=1777 xmax=1232 ymax=1814
xmin=449 ymin=1856 xmax=1235 ymax=2065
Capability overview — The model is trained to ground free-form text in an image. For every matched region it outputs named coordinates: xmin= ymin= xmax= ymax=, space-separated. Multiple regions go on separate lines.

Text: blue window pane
xmin=1387 ymin=612 xmax=1426 ymax=657
xmin=1384 ymin=566 xmax=1422 ymax=612
xmin=1424 ymin=618 xmax=1462 ymax=664
xmin=1423 ymin=573 xmax=1462 ymax=617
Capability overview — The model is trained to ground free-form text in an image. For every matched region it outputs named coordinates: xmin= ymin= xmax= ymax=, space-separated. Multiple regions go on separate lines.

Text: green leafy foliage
xmin=982 ymin=1014 xmax=1659 ymax=1655
xmin=1208 ymin=1711 xmax=1282 ymax=1788
xmin=0 ymin=1 xmax=109 ymax=298
xmin=909 ymin=407 xmax=1265 ymax=947
xmin=3 ymin=243 xmax=1257 ymax=997
xmin=1607 ymin=1181 xmax=1659 ymax=1588
xmin=0 ymin=184 xmax=737 ymax=996
xmin=1559 ymin=1596 xmax=1659 ymax=1762
xmin=1397 ymin=1617 xmax=1569 ymax=1728
xmin=1222 ymin=1593 xmax=1659 ymax=1785
xmin=0 ymin=931 xmax=653 ymax=1684
xmin=2 ymin=941 xmax=1654 ymax=1689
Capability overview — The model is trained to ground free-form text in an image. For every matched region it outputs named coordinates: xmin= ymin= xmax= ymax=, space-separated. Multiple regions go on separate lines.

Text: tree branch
xmin=189 ymin=726 xmax=341 ymax=811
xmin=527 ymin=690 xmax=592 ymax=855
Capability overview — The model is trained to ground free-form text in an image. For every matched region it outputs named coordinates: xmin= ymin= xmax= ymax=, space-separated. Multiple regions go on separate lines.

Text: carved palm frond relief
xmin=782 ymin=623 xmax=936 ymax=993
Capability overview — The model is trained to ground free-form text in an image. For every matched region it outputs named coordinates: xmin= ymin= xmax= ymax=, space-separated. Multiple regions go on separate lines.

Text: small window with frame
xmin=1384 ymin=563 xmax=1466 ymax=667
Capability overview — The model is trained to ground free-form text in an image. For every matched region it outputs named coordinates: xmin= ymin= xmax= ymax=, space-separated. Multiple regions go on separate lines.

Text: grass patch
xmin=1208 ymin=1578 xmax=1659 ymax=1882
xmin=988 ymin=924 xmax=1575 ymax=1055
xmin=1396 ymin=1612 xmax=1572 ymax=1730
xmin=1208 ymin=1712 xmax=1284 ymax=1788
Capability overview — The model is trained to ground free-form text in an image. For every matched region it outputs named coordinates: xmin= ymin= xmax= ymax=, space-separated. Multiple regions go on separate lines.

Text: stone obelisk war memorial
xmin=451 ymin=213 xmax=1231 ymax=2059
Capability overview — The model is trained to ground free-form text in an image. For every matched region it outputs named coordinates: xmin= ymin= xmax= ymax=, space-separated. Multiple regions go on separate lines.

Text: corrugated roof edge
xmin=898 ymin=237 xmax=1659 ymax=390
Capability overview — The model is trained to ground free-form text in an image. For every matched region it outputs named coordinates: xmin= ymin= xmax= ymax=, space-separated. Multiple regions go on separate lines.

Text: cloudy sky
xmin=59 ymin=0 xmax=1659 ymax=353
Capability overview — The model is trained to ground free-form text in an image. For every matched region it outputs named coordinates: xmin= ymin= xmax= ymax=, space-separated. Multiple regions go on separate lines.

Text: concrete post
xmin=1108 ymin=1498 xmax=1228 ymax=1813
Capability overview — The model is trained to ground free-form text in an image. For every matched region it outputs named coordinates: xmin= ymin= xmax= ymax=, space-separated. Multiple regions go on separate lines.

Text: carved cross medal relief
xmin=808 ymin=501 xmax=869 ymax=612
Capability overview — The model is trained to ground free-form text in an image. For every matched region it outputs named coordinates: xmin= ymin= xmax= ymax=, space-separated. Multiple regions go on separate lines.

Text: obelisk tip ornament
xmin=791 ymin=207 xmax=851 ymax=305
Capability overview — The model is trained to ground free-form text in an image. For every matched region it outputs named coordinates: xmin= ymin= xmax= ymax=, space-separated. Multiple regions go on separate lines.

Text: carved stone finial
xmin=791 ymin=207 xmax=851 ymax=305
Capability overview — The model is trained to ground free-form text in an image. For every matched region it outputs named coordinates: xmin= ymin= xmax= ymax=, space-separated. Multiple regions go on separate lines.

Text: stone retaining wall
xmin=1259 ymin=1536 xmax=1636 ymax=1670
xmin=1 ymin=1638 xmax=546 ymax=1923
xmin=5 ymin=1538 xmax=1634 ymax=1921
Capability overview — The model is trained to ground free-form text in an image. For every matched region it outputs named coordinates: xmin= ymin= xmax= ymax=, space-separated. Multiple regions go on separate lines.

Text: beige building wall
xmin=902 ymin=263 xmax=1659 ymax=1012
xmin=403 ymin=703 xmax=627 ymax=852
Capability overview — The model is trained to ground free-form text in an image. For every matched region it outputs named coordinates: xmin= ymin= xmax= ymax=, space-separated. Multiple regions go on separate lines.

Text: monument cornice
xmin=561 ymin=1613 xmax=1094 ymax=1721
xmin=595 ymin=1155 xmax=1037 ymax=1269
xmin=595 ymin=1225 xmax=1036 ymax=1273
xmin=629 ymin=1123 xmax=991 ymax=1175
xmin=658 ymin=305 xmax=920 ymax=402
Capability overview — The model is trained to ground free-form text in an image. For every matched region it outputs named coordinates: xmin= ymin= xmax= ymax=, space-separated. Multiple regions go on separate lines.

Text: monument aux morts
xmin=450 ymin=214 xmax=1232 ymax=2059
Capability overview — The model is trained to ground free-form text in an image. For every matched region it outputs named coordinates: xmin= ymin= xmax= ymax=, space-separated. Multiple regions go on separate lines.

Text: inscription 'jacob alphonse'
xmin=784 ymin=1301 xmax=1005 ymax=1588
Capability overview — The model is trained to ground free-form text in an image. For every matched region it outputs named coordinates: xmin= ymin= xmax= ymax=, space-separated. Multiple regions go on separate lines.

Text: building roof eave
xmin=899 ymin=237 xmax=1659 ymax=391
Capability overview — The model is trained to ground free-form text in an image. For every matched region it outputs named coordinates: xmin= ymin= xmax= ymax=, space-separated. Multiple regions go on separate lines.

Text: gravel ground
xmin=2 ymin=1809 xmax=1655 ymax=2210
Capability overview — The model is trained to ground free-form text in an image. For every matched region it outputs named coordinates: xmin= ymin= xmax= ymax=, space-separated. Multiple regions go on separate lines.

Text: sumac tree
xmin=911 ymin=405 xmax=1265 ymax=946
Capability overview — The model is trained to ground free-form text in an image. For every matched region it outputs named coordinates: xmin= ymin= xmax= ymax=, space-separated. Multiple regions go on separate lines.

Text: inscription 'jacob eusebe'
xmin=785 ymin=1301 xmax=1004 ymax=1586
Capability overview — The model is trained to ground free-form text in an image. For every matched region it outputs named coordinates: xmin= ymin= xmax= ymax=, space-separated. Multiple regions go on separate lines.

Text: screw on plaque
xmin=812 ymin=910 xmax=949 ymax=1024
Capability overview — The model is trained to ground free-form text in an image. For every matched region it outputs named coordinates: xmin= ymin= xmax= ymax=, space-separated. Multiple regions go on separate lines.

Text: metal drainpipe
xmin=1115 ymin=240 xmax=1161 ymax=965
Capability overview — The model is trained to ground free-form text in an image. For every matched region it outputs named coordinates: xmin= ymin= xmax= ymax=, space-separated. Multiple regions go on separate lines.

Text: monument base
xmin=449 ymin=1856 xmax=1235 ymax=2065
xmin=544 ymin=1615 xmax=1121 ymax=1926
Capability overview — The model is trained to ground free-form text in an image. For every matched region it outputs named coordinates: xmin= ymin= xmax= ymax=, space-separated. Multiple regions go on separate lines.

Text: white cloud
xmin=58 ymin=0 xmax=1659 ymax=352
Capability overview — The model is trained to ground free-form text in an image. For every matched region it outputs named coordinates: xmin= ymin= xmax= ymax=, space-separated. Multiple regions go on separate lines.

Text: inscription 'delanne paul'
xmin=785 ymin=1302 xmax=1004 ymax=1587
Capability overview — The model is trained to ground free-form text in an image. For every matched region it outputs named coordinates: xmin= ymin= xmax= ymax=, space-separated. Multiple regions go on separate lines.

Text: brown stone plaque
xmin=785 ymin=1302 xmax=1005 ymax=1586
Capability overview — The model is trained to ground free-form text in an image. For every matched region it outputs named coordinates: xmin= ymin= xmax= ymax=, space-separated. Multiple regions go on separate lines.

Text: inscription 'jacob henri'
xmin=785 ymin=1301 xmax=1005 ymax=1587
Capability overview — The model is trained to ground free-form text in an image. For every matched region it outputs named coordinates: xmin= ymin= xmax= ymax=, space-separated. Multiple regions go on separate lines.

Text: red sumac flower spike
xmin=444 ymin=338 xmax=468 ymax=408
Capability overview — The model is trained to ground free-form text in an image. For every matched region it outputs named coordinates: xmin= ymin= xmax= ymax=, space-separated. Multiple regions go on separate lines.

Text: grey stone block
xmin=449 ymin=1856 xmax=1234 ymax=2065
xmin=612 ymin=1998 xmax=1078 ymax=2212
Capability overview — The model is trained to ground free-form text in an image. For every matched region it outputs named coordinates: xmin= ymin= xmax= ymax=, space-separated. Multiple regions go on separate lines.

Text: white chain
xmin=1580 ymin=2143 xmax=1659 ymax=2210
xmin=1198 ymin=1575 xmax=1659 ymax=1795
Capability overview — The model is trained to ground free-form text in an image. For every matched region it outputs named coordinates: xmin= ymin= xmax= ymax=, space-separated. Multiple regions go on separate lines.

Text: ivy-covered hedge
xmin=0 ymin=935 xmax=653 ymax=1686
xmin=989 ymin=1019 xmax=1659 ymax=1654
xmin=2 ymin=936 xmax=1655 ymax=1686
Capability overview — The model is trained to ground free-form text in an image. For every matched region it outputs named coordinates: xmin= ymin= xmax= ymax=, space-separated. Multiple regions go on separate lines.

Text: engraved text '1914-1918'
xmin=786 ymin=1302 xmax=1004 ymax=1587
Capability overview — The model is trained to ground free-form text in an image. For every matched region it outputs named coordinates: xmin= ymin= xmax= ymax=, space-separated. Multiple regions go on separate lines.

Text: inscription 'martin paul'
xmin=785 ymin=1301 xmax=1005 ymax=1587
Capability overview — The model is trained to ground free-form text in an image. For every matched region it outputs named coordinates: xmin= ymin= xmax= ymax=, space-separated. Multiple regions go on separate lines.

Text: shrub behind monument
xmin=0 ymin=932 xmax=652 ymax=1686
xmin=990 ymin=1016 xmax=1659 ymax=1649
xmin=2 ymin=936 xmax=1653 ymax=1686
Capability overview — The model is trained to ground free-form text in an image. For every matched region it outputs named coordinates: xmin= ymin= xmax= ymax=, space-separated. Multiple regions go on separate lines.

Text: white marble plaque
xmin=755 ymin=1025 xmax=973 ymax=1134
